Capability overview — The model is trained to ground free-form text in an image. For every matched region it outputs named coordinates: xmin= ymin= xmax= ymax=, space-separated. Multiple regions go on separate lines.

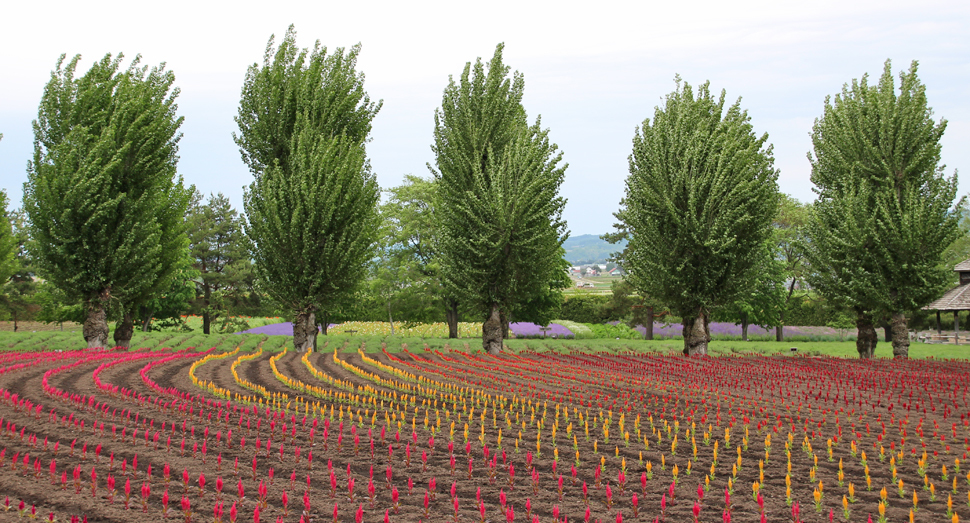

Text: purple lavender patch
xmin=621 ymin=321 xmax=840 ymax=338
xmin=236 ymin=322 xmax=340 ymax=335
xmin=509 ymin=322 xmax=574 ymax=338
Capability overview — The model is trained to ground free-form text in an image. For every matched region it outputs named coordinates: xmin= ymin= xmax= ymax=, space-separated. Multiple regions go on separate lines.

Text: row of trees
xmin=3 ymin=28 xmax=570 ymax=354
xmin=0 ymin=26 xmax=961 ymax=359
xmin=609 ymin=61 xmax=960 ymax=358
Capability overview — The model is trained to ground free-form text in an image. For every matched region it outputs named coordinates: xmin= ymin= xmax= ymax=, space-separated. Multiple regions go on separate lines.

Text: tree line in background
xmin=0 ymin=26 xmax=965 ymax=358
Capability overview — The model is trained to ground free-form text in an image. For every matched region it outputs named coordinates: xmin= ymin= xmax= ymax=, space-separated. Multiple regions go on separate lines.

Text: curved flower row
xmin=329 ymin=349 xmax=415 ymax=402
xmin=190 ymin=347 xmax=241 ymax=399
xmin=230 ymin=348 xmax=271 ymax=399
xmin=357 ymin=348 xmax=455 ymax=401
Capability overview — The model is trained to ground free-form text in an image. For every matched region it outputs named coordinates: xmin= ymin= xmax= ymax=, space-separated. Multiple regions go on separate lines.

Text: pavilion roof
xmin=925 ymin=283 xmax=970 ymax=311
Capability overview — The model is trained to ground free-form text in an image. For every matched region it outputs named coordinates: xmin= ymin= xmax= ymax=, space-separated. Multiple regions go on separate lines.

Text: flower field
xmin=0 ymin=342 xmax=967 ymax=522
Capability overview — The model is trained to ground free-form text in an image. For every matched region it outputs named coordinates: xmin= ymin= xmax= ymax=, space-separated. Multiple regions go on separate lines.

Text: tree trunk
xmin=113 ymin=309 xmax=134 ymax=348
xmin=202 ymin=286 xmax=212 ymax=335
xmin=682 ymin=309 xmax=710 ymax=356
xmin=141 ymin=305 xmax=154 ymax=332
xmin=855 ymin=311 xmax=877 ymax=359
xmin=882 ymin=322 xmax=892 ymax=343
xmin=12 ymin=310 xmax=17 ymax=333
xmin=775 ymin=308 xmax=785 ymax=341
xmin=500 ymin=310 xmax=509 ymax=339
xmin=483 ymin=304 xmax=503 ymax=354
xmin=890 ymin=312 xmax=909 ymax=359
xmin=320 ymin=311 xmax=329 ymax=335
xmin=741 ymin=313 xmax=749 ymax=342
xmin=645 ymin=306 xmax=654 ymax=340
xmin=292 ymin=309 xmax=317 ymax=352
xmin=446 ymin=299 xmax=459 ymax=339
xmin=83 ymin=290 xmax=110 ymax=348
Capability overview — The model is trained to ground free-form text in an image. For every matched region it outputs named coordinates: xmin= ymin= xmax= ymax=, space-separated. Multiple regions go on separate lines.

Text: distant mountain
xmin=563 ymin=234 xmax=626 ymax=265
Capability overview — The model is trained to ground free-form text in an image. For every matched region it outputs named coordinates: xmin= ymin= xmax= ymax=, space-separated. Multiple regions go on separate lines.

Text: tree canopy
xmin=805 ymin=60 xmax=960 ymax=358
xmin=433 ymin=44 xmax=568 ymax=353
xmin=187 ymin=191 xmax=253 ymax=334
xmin=23 ymin=53 xmax=189 ymax=347
xmin=620 ymin=77 xmax=780 ymax=355
xmin=238 ymin=26 xmax=381 ymax=350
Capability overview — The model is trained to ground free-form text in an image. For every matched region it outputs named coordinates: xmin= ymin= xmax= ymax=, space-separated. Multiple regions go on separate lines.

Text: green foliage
xmin=827 ymin=312 xmax=856 ymax=342
xmin=238 ymin=26 xmax=381 ymax=340
xmin=371 ymin=175 xmax=444 ymax=325
xmin=234 ymin=25 xmax=380 ymax=177
xmin=511 ymin=257 xmax=569 ymax=327
xmin=559 ymin=294 xmax=610 ymax=324
xmin=585 ymin=322 xmax=642 ymax=339
xmin=433 ymin=44 xmax=568 ymax=335
xmin=718 ymin=241 xmax=786 ymax=330
xmin=187 ymin=190 xmax=253 ymax=333
xmin=620 ymin=77 xmax=780 ymax=352
xmin=244 ymin=132 xmax=380 ymax=316
xmin=0 ymin=190 xmax=15 ymax=287
xmin=34 ymin=282 xmax=85 ymax=324
xmin=136 ymin=250 xmax=198 ymax=331
xmin=943 ymin=199 xmax=970 ymax=281
xmin=806 ymin=60 xmax=960 ymax=317
xmin=23 ymin=53 xmax=190 ymax=341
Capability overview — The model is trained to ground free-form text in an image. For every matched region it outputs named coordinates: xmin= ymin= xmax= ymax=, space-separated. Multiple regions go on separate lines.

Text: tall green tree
xmin=373 ymin=175 xmax=445 ymax=327
xmin=24 ymin=53 xmax=189 ymax=348
xmin=619 ymin=78 xmax=780 ymax=356
xmin=429 ymin=44 xmax=529 ymax=341
xmin=773 ymin=195 xmax=811 ymax=341
xmin=717 ymin=240 xmax=786 ymax=341
xmin=0 ymin=136 xmax=17 ymax=289
xmin=187 ymin=191 xmax=253 ymax=334
xmin=433 ymin=44 xmax=568 ymax=354
xmin=0 ymin=207 xmax=38 ymax=331
xmin=943 ymin=198 xmax=970 ymax=278
xmin=237 ymin=27 xmax=381 ymax=351
xmin=806 ymin=60 xmax=960 ymax=359
xmin=0 ymin=190 xmax=16 ymax=289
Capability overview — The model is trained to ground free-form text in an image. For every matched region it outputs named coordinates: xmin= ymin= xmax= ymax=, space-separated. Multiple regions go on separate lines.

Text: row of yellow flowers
xmin=230 ymin=348 xmax=274 ymax=400
xmin=189 ymin=346 xmax=240 ymax=399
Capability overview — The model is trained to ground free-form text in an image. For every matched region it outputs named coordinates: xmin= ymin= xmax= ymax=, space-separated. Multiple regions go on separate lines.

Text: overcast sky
xmin=1 ymin=0 xmax=967 ymax=235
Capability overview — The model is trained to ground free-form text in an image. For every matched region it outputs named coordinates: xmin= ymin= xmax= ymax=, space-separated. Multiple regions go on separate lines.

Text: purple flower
xmin=235 ymin=323 xmax=340 ymax=335
xmin=508 ymin=322 xmax=574 ymax=338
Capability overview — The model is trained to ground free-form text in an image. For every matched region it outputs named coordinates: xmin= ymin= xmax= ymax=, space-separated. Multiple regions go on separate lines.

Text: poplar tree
xmin=236 ymin=26 xmax=381 ymax=350
xmin=620 ymin=78 xmax=780 ymax=356
xmin=24 ymin=53 xmax=188 ymax=348
xmin=432 ymin=44 xmax=568 ymax=353
xmin=806 ymin=60 xmax=959 ymax=358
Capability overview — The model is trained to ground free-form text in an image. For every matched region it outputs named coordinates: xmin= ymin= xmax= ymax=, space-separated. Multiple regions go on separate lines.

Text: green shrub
xmin=560 ymin=295 xmax=610 ymax=323
xmin=584 ymin=323 xmax=642 ymax=339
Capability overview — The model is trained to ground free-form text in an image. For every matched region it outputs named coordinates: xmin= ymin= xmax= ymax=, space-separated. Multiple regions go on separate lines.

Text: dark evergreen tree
xmin=187 ymin=191 xmax=252 ymax=334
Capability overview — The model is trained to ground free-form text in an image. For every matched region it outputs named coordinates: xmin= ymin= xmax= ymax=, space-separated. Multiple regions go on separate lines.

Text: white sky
xmin=1 ymin=0 xmax=967 ymax=235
